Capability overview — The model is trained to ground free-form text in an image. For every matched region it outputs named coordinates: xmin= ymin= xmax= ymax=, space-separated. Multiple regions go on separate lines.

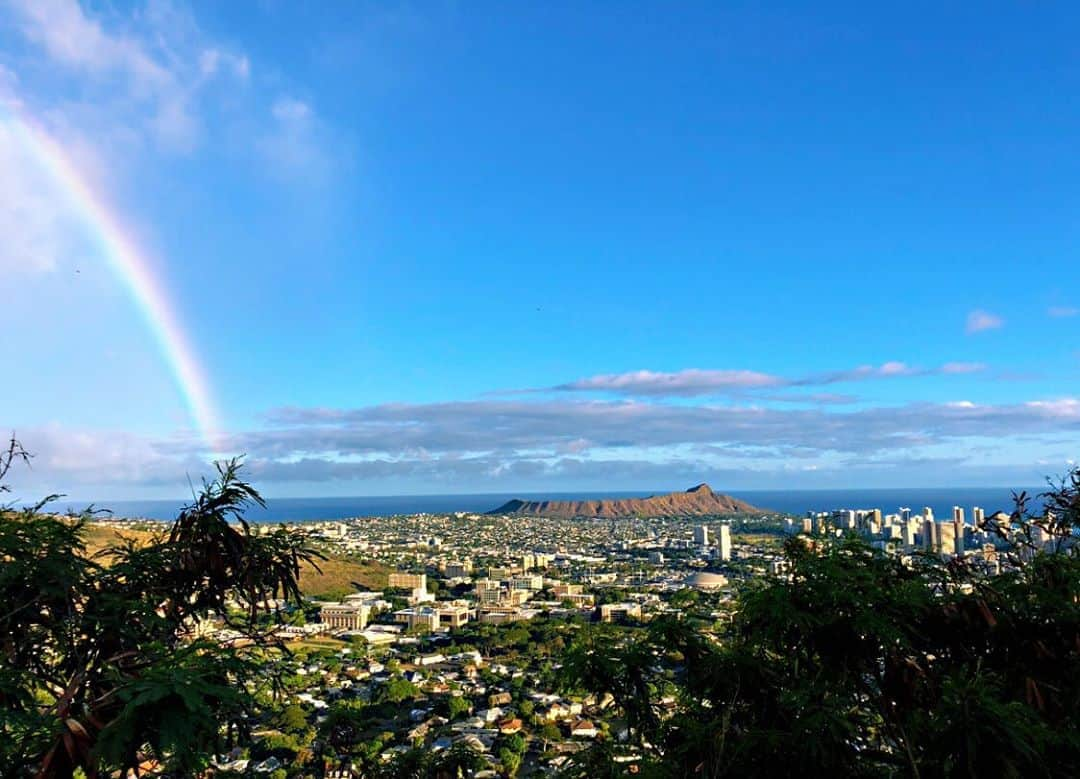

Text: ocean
xmin=76 ymin=486 xmax=1046 ymax=523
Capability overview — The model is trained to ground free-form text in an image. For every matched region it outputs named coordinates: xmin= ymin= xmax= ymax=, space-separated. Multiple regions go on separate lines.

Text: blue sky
xmin=1 ymin=1 xmax=1078 ymax=499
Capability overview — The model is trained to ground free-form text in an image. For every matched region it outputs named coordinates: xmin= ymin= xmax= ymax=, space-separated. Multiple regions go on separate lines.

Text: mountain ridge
xmin=487 ymin=483 xmax=764 ymax=518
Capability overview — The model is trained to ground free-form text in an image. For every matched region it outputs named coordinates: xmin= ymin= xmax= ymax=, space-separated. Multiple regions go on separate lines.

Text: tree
xmin=539 ymin=723 xmax=562 ymax=751
xmin=275 ymin=703 xmax=310 ymax=735
xmin=252 ymin=732 xmax=302 ymax=762
xmin=432 ymin=741 xmax=485 ymax=778
xmin=0 ymin=442 xmax=324 ymax=777
xmin=372 ymin=676 xmax=419 ymax=704
xmin=446 ymin=694 xmax=471 ymax=720
xmin=499 ymin=746 xmax=522 ymax=777
xmin=504 ymin=732 xmax=527 ymax=755
xmin=562 ymin=626 xmax=660 ymax=747
xmin=319 ymin=700 xmax=369 ymax=754
xmin=564 ymin=470 xmax=1080 ymax=778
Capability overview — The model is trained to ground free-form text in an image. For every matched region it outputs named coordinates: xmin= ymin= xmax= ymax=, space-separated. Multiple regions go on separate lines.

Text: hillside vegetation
xmin=81 ymin=521 xmax=388 ymax=599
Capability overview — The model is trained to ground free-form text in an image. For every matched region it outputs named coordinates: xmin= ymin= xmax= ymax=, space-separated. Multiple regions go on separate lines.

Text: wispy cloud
xmin=2 ymin=0 xmax=251 ymax=153
xmin=0 ymin=114 xmax=87 ymax=273
xmin=556 ymin=369 xmax=782 ymax=396
xmin=548 ymin=361 xmax=988 ymax=398
xmin=966 ymin=309 xmax=1004 ymax=334
xmin=245 ymin=395 xmax=1080 ymax=461
xmin=0 ymin=0 xmax=250 ymax=274
xmin=255 ymin=95 xmax=334 ymax=182
xmin=0 ymin=0 xmax=338 ymax=274
xmin=1048 ymin=305 xmax=1078 ymax=319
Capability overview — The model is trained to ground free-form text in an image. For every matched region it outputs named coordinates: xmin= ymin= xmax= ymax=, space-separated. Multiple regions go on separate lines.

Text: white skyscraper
xmin=718 ymin=524 xmax=732 ymax=562
xmin=938 ymin=521 xmax=956 ymax=556
xmin=923 ymin=518 xmax=937 ymax=551
xmin=694 ymin=525 xmax=710 ymax=546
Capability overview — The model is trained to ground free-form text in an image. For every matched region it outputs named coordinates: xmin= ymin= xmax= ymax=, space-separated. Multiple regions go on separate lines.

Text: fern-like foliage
xmin=0 ymin=445 xmax=325 ymax=778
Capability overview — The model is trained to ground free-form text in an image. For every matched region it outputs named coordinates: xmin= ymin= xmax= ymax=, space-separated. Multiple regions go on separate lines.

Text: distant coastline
xmin=54 ymin=486 xmax=1043 ymax=524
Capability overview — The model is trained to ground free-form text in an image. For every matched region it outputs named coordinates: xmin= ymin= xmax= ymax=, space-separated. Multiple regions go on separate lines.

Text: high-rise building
xmin=972 ymin=506 xmax=986 ymax=527
xmin=923 ymin=507 xmax=935 ymax=522
xmin=923 ymin=518 xmax=937 ymax=551
xmin=694 ymin=525 xmax=710 ymax=546
xmin=938 ymin=521 xmax=956 ymax=556
xmin=900 ymin=507 xmax=912 ymax=522
xmin=952 ymin=506 xmax=965 ymax=524
xmin=718 ymin=524 xmax=732 ymax=562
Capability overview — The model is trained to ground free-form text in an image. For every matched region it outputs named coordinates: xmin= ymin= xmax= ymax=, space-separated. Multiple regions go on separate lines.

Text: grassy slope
xmin=80 ymin=522 xmax=390 ymax=599
xmin=298 ymin=554 xmax=390 ymax=600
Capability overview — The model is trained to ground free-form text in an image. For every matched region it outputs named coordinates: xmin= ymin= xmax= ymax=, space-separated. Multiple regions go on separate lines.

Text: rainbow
xmin=4 ymin=111 xmax=221 ymax=450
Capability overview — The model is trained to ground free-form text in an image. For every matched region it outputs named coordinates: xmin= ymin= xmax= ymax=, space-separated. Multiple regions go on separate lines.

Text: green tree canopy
xmin=564 ymin=470 xmax=1080 ymax=778
xmin=0 ymin=441 xmax=323 ymax=777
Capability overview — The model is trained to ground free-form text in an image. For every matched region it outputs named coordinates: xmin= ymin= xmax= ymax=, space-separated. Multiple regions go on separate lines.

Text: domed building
xmin=684 ymin=571 xmax=729 ymax=591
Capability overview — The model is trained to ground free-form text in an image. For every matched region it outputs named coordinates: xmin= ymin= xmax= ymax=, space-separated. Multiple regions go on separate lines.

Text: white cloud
xmin=940 ymin=361 xmax=986 ymax=374
xmin=1048 ymin=305 xmax=1078 ymax=319
xmin=2 ymin=0 xmax=255 ymax=154
xmin=0 ymin=0 xmax=281 ymax=274
xmin=551 ymin=361 xmax=989 ymax=398
xmin=7 ymin=0 xmax=172 ymax=87
xmin=256 ymin=95 xmax=333 ymax=181
xmin=272 ymin=96 xmax=312 ymax=122
xmin=0 ymin=423 xmax=207 ymax=495
xmin=7 ymin=387 xmax=1079 ymax=493
xmin=558 ymin=368 xmax=782 ymax=395
xmin=0 ymin=118 xmax=88 ymax=272
xmin=4 ymin=0 xmax=198 ymax=149
xmin=966 ymin=309 xmax=1004 ymax=334
xmin=199 ymin=48 xmax=249 ymax=80
xmin=1024 ymin=398 xmax=1080 ymax=417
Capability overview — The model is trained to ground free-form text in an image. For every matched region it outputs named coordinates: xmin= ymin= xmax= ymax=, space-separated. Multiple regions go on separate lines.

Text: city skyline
xmin=2 ymin=1 xmax=1079 ymax=498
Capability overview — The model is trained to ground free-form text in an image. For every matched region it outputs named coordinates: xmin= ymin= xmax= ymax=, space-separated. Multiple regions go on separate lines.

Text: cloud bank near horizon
xmin=5 ymin=374 xmax=1077 ymax=495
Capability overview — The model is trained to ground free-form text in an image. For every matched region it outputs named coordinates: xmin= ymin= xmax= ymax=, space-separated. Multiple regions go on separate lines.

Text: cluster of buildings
xmin=790 ymin=503 xmax=1069 ymax=567
xmin=151 ymin=489 xmax=1071 ymax=775
xmin=278 ymin=512 xmax=756 ymax=647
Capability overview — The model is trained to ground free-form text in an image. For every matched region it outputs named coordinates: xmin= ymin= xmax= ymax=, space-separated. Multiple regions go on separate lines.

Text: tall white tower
xmin=718 ymin=524 xmax=732 ymax=562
